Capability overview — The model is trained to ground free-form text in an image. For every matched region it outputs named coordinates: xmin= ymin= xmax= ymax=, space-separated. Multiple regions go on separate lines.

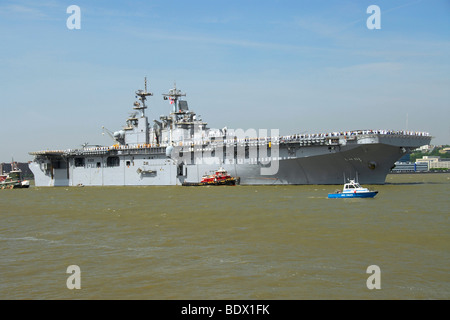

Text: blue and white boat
xmin=328 ymin=179 xmax=378 ymax=199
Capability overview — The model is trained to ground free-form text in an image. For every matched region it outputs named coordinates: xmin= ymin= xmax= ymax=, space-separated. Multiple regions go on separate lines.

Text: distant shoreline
xmin=389 ymin=171 xmax=449 ymax=174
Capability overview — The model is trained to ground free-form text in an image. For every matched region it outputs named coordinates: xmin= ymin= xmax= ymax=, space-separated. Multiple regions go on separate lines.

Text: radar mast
xmin=134 ymin=77 xmax=153 ymax=117
xmin=162 ymin=82 xmax=186 ymax=113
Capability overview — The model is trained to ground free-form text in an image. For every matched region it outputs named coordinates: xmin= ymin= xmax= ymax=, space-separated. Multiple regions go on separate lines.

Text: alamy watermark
xmin=168 ymin=128 xmax=280 ymax=176
xmin=66 ymin=265 xmax=81 ymax=289
xmin=66 ymin=5 xmax=81 ymax=30
xmin=366 ymin=265 xmax=381 ymax=290
xmin=367 ymin=5 xmax=381 ymax=30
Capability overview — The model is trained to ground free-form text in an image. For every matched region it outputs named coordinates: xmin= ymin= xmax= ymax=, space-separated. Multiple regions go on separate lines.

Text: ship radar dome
xmin=165 ymin=145 xmax=174 ymax=158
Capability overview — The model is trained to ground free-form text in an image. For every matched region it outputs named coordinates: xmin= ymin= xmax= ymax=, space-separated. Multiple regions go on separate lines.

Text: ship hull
xmin=182 ymin=178 xmax=238 ymax=186
xmin=29 ymin=135 xmax=429 ymax=186
xmin=1 ymin=183 xmax=30 ymax=189
xmin=190 ymin=143 xmax=404 ymax=185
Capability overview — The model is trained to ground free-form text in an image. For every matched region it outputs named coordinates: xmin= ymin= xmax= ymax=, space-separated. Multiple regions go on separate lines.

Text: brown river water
xmin=1 ymin=173 xmax=449 ymax=299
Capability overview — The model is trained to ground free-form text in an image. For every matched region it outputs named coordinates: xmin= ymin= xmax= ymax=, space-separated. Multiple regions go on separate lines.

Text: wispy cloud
xmin=326 ymin=62 xmax=404 ymax=75
xmin=0 ymin=0 xmax=62 ymax=19
xmin=294 ymin=16 xmax=342 ymax=38
xmin=118 ymin=25 xmax=331 ymax=56
xmin=293 ymin=0 xmax=425 ymax=37
xmin=383 ymin=0 xmax=423 ymax=14
xmin=199 ymin=15 xmax=241 ymax=25
xmin=0 ymin=4 xmax=47 ymax=18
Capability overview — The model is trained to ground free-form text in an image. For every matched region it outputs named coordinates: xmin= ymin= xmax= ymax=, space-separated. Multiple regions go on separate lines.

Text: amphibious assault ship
xmin=29 ymin=79 xmax=432 ymax=186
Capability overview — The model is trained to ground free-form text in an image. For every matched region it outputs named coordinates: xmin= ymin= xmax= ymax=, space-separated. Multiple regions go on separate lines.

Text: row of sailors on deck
xmin=206 ymin=129 xmax=430 ymax=145
xmin=278 ymin=130 xmax=430 ymax=141
xmin=34 ymin=129 xmax=429 ymax=154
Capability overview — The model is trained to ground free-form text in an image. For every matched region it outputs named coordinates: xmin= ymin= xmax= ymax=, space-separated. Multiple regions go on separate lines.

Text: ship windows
xmin=106 ymin=156 xmax=120 ymax=167
xmin=74 ymin=158 xmax=85 ymax=167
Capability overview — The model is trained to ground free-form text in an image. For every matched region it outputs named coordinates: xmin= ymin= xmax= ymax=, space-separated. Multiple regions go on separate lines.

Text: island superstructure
xmin=29 ymin=79 xmax=432 ymax=186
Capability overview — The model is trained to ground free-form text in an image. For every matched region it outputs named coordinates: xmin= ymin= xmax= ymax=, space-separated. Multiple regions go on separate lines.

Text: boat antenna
xmin=11 ymin=157 xmax=19 ymax=171
xmin=134 ymin=76 xmax=153 ymax=117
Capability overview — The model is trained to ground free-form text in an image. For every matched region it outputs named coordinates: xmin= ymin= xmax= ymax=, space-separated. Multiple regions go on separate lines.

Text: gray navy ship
xmin=29 ymin=79 xmax=432 ymax=186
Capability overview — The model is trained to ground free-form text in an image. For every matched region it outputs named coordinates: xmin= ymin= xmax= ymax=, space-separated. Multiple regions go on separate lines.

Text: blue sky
xmin=0 ymin=0 xmax=449 ymax=162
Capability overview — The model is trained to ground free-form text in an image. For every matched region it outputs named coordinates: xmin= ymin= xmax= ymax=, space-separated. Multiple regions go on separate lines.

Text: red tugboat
xmin=182 ymin=167 xmax=240 ymax=186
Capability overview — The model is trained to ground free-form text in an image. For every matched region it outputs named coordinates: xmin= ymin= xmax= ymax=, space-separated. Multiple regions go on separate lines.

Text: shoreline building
xmin=416 ymin=156 xmax=450 ymax=170
xmin=391 ymin=161 xmax=428 ymax=173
